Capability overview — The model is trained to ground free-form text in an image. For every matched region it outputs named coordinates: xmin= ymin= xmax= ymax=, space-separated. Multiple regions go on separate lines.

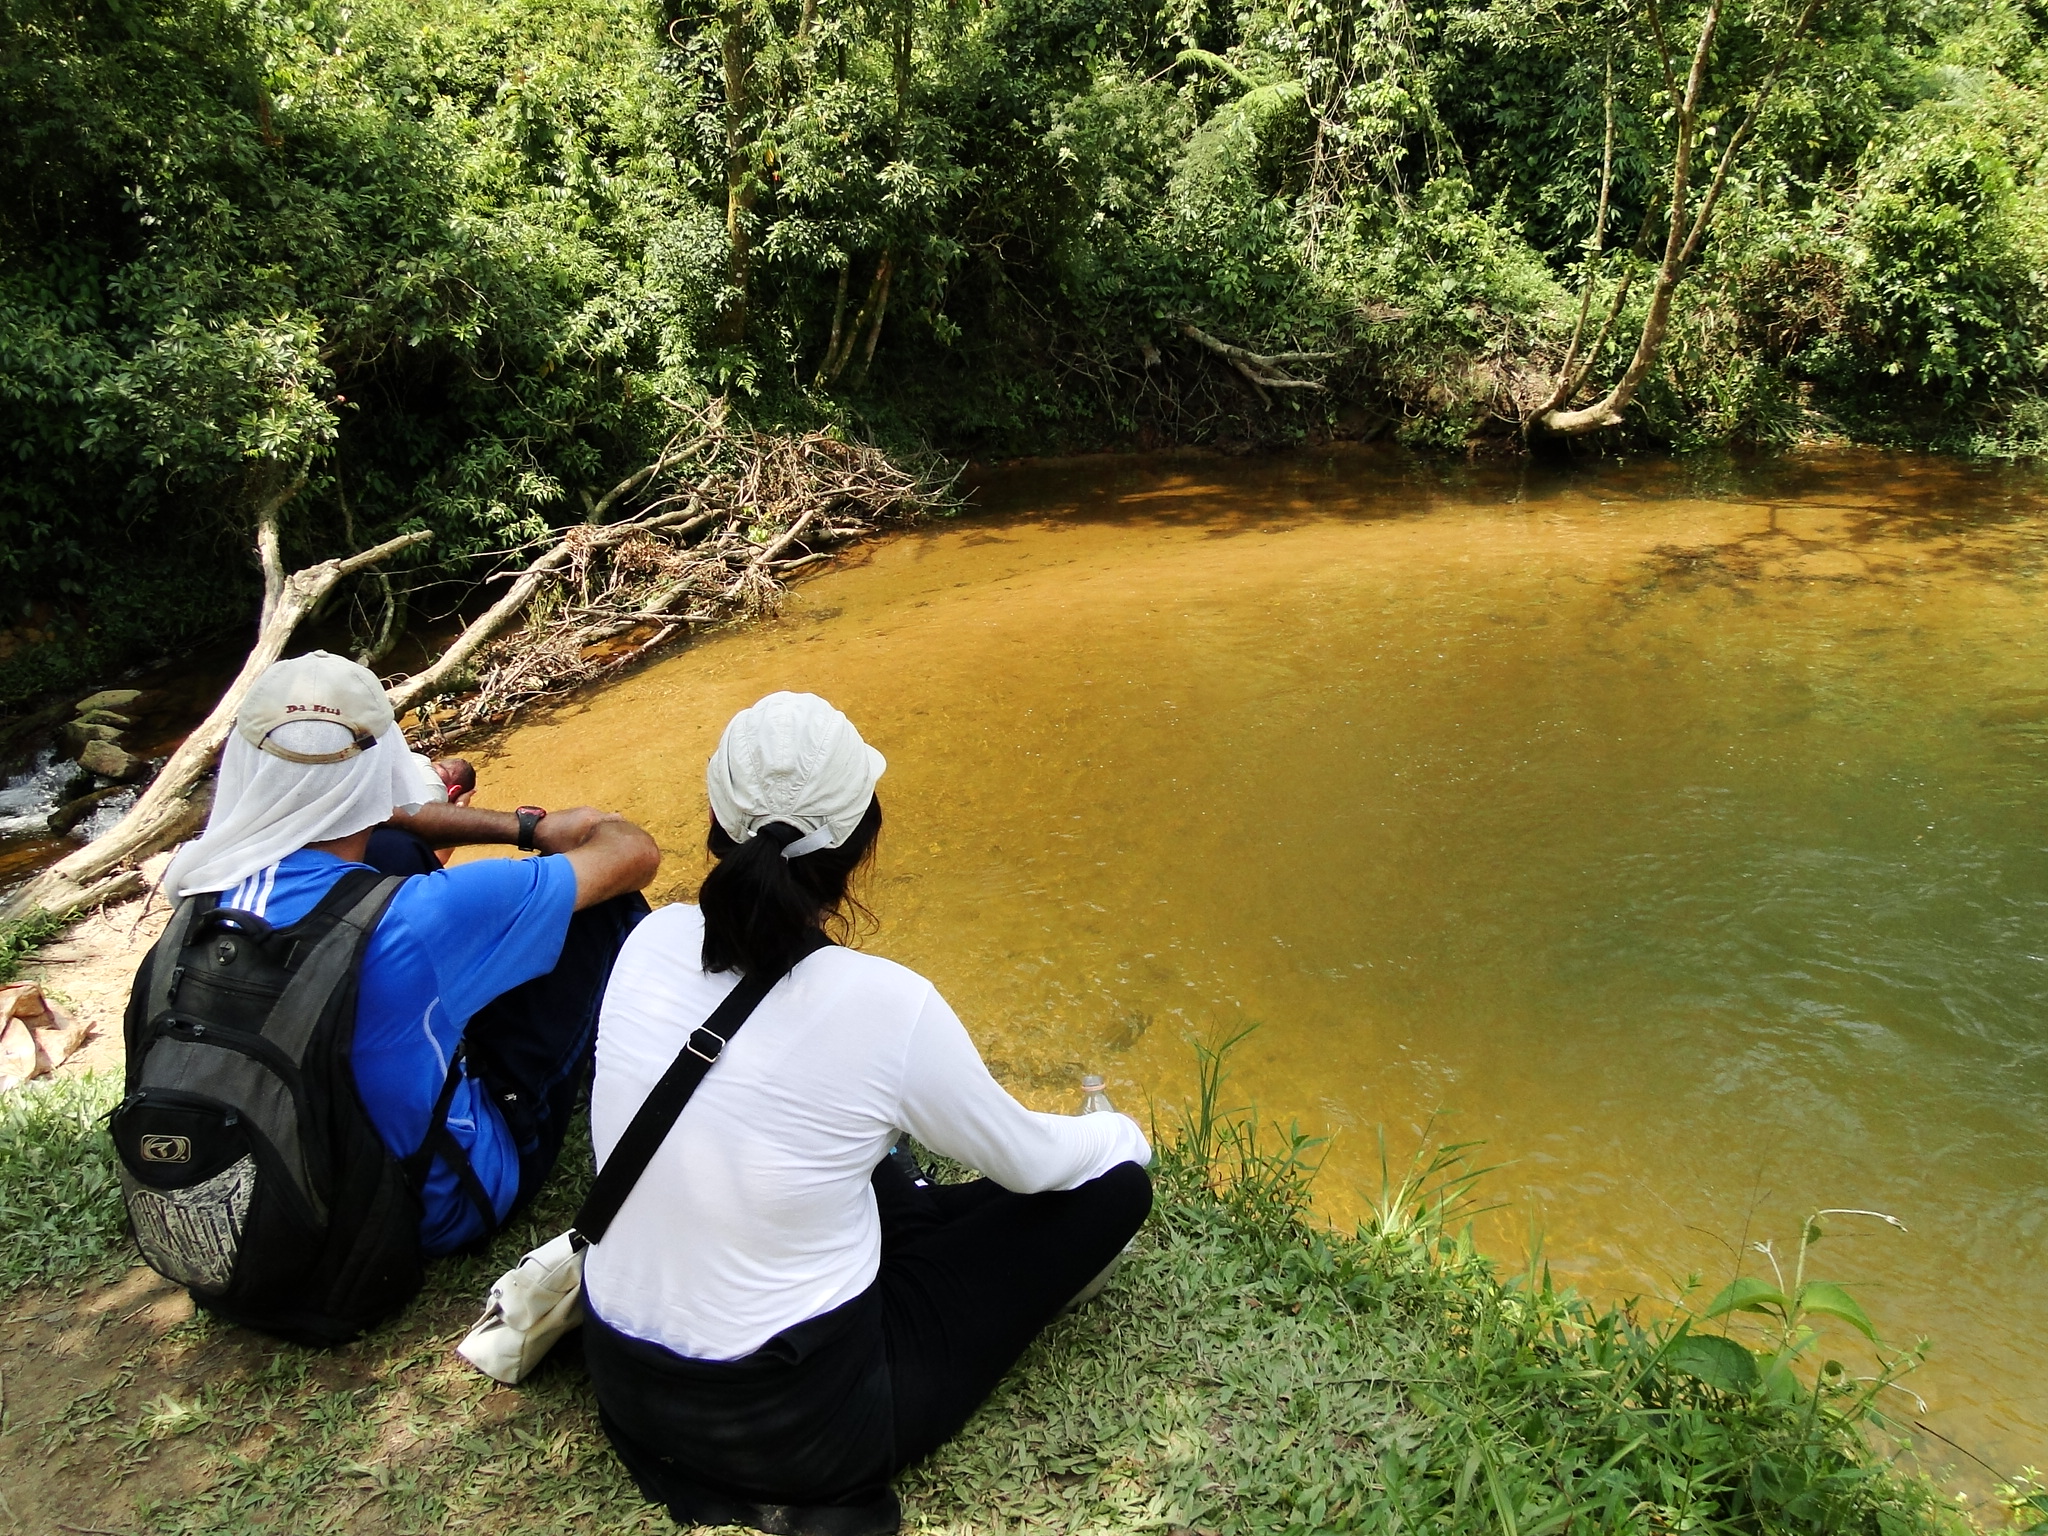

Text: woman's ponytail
xmin=699 ymin=797 xmax=883 ymax=976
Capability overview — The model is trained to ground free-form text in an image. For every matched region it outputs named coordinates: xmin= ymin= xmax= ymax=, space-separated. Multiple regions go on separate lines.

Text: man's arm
xmin=390 ymin=802 xmax=661 ymax=908
xmin=388 ymin=802 xmax=527 ymax=849
xmin=540 ymin=813 xmax=662 ymax=909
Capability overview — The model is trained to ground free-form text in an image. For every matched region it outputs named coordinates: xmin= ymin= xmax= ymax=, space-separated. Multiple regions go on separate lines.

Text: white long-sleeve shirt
xmin=582 ymin=903 xmax=1152 ymax=1361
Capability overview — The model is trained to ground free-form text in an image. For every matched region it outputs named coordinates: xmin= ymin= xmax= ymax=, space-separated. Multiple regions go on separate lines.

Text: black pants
xmin=375 ymin=872 xmax=647 ymax=1251
xmin=588 ymin=1154 xmax=1153 ymax=1524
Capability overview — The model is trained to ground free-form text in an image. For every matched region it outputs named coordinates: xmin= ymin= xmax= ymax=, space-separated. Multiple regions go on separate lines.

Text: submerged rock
xmin=48 ymin=783 xmax=131 ymax=835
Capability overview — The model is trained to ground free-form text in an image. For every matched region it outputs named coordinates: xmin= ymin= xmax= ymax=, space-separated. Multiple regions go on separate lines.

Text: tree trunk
xmin=1539 ymin=264 xmax=1683 ymax=434
xmin=848 ymin=253 xmax=894 ymax=385
xmin=821 ymin=255 xmax=891 ymax=387
xmin=713 ymin=0 xmax=760 ymax=347
xmin=814 ymin=258 xmax=852 ymax=389
xmin=1536 ymin=0 xmax=1824 ymax=438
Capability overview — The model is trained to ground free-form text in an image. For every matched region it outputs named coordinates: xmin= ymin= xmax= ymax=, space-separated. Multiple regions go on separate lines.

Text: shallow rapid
xmin=471 ymin=446 xmax=2048 ymax=1473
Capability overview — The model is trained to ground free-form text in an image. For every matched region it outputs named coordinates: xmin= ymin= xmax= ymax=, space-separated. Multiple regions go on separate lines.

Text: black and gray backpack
xmin=113 ymin=869 xmax=456 ymax=1345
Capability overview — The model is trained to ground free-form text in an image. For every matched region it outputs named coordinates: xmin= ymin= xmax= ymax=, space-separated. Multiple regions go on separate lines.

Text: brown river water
xmin=465 ymin=445 xmax=2048 ymax=1478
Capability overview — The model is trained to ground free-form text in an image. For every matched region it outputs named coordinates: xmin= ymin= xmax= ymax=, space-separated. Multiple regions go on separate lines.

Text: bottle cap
xmin=1081 ymin=1074 xmax=1104 ymax=1091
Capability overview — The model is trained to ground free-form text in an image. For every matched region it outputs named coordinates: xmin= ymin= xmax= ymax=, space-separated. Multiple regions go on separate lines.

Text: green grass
xmin=0 ymin=1068 xmax=127 ymax=1290
xmin=0 ymin=907 xmax=69 ymax=985
xmin=0 ymin=1056 xmax=2006 ymax=1534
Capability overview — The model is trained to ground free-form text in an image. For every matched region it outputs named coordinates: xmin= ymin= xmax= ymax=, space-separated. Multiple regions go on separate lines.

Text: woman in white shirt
xmin=582 ymin=692 xmax=1152 ymax=1536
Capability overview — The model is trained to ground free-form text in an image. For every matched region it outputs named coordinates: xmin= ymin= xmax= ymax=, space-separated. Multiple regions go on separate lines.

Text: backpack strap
xmin=261 ymin=871 xmax=406 ymax=1061
xmin=138 ymin=891 xmax=215 ymax=1021
xmin=571 ymin=930 xmax=832 ymax=1247
xmin=398 ymin=1043 xmax=501 ymax=1232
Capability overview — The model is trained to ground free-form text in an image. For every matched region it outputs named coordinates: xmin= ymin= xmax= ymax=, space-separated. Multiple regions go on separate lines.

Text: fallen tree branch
xmin=404 ymin=415 xmax=944 ymax=747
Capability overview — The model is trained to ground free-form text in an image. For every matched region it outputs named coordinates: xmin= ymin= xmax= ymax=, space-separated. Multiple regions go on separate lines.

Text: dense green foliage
xmin=5 ymin=0 xmax=2048 ymax=701
xmin=0 ymin=1065 xmax=1991 ymax=1532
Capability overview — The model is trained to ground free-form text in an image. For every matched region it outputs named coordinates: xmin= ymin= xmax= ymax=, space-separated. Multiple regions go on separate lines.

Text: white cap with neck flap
xmin=706 ymin=692 xmax=886 ymax=859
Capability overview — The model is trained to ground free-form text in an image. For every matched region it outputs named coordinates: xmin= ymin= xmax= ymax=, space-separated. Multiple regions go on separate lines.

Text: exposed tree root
xmin=1176 ymin=320 xmax=1339 ymax=409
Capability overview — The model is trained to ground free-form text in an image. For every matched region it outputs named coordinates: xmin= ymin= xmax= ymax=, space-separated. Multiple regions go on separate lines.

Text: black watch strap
xmin=514 ymin=806 xmax=546 ymax=852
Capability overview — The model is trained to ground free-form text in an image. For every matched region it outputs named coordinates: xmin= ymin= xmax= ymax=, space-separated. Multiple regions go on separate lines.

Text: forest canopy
xmin=3 ymin=0 xmax=2046 ymax=700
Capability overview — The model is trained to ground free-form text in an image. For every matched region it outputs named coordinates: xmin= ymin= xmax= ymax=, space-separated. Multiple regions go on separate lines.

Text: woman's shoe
xmin=664 ymin=1482 xmax=900 ymax=1536
xmin=1065 ymin=1252 xmax=1120 ymax=1310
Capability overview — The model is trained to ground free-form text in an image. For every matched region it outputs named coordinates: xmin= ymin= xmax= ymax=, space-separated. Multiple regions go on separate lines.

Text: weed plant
xmin=0 ymin=908 xmax=68 ymax=985
xmin=0 ymin=1057 xmax=2001 ymax=1533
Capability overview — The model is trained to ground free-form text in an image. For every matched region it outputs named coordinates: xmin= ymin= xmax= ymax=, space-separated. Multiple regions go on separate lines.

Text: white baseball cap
xmin=707 ymin=692 xmax=886 ymax=858
xmin=237 ymin=651 xmax=395 ymax=764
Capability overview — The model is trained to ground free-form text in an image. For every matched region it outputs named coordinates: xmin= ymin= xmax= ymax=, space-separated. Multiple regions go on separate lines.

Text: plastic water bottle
xmin=1068 ymin=1073 xmax=1124 ymax=1309
xmin=1080 ymin=1073 xmax=1116 ymax=1115
xmin=886 ymin=1133 xmax=930 ymax=1188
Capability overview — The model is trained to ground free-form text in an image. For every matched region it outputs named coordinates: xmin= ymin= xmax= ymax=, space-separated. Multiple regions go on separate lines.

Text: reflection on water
xmin=471 ymin=446 xmax=2048 ymax=1474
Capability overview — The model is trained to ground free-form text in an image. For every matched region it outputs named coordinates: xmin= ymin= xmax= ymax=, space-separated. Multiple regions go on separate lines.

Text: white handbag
xmin=457 ymin=1231 xmax=588 ymax=1384
xmin=452 ymin=938 xmax=823 ymax=1385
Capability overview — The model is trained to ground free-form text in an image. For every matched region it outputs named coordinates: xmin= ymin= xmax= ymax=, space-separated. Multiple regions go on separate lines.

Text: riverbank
xmin=0 ymin=1036 xmax=1998 ymax=1534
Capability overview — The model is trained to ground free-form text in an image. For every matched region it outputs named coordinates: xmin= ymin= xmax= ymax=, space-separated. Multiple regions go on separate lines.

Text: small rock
xmin=79 ymin=739 xmax=146 ymax=782
xmin=61 ymin=720 xmax=122 ymax=752
xmin=75 ymin=708 xmax=133 ymax=728
xmin=75 ymin=688 xmax=145 ymax=713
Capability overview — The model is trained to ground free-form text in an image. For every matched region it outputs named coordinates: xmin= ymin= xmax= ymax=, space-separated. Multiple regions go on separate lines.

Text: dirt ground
xmin=0 ymin=1253 xmax=580 ymax=1536
xmin=2 ymin=1266 xmax=248 ymax=1533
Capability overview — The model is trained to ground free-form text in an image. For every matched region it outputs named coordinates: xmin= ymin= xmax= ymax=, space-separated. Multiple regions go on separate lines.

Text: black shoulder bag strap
xmin=570 ymin=928 xmax=832 ymax=1247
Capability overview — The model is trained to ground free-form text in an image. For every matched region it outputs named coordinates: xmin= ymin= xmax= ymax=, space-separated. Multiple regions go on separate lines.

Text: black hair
xmin=699 ymin=796 xmax=883 ymax=976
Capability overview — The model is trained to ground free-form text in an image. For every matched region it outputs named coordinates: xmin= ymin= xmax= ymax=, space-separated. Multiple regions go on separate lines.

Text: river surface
xmin=469 ymin=446 xmax=2048 ymax=1475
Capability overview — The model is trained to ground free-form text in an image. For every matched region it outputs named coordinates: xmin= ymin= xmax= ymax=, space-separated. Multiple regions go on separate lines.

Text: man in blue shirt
xmin=162 ymin=653 xmax=661 ymax=1254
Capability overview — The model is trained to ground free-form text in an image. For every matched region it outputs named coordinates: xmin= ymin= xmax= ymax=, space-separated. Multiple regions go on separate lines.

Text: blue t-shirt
xmin=220 ymin=848 xmax=579 ymax=1253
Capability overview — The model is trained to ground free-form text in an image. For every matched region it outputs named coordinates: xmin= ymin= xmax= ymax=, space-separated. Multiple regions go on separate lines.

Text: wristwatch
xmin=514 ymin=805 xmax=548 ymax=852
